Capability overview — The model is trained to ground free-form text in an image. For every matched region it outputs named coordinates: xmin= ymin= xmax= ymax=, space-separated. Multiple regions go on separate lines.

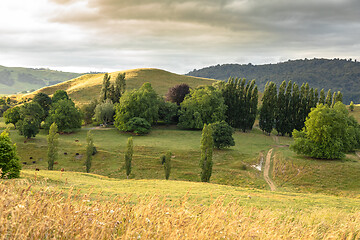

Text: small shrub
xmin=126 ymin=117 xmax=151 ymax=135
xmin=210 ymin=121 xmax=235 ymax=149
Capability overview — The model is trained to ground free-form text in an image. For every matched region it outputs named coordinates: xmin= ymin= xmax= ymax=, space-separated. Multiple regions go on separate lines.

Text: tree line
xmin=260 ymin=80 xmax=343 ymax=136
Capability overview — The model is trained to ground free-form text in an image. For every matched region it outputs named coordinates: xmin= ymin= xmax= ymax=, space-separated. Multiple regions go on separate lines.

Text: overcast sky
xmin=0 ymin=0 xmax=359 ymax=74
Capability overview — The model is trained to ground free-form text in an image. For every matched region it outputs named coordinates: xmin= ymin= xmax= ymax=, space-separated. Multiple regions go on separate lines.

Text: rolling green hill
xmin=187 ymin=58 xmax=360 ymax=104
xmin=0 ymin=65 xmax=82 ymax=94
xmin=19 ymin=68 xmax=216 ymax=105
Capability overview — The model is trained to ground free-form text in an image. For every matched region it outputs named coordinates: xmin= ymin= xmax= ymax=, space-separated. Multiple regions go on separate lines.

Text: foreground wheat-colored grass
xmin=1 ymin=178 xmax=359 ymax=239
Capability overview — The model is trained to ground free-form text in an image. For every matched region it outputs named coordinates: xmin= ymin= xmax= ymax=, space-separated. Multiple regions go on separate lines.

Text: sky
xmin=0 ymin=0 xmax=359 ymax=74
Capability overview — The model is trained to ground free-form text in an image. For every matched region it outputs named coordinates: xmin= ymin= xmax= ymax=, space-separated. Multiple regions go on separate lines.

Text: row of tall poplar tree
xmin=259 ymin=80 xmax=343 ymax=136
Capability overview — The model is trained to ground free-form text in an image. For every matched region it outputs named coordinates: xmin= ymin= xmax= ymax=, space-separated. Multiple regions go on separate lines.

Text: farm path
xmin=264 ymin=148 xmax=277 ymax=191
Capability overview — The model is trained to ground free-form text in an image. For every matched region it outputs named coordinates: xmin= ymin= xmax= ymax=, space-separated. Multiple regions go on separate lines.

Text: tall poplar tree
xmin=319 ymin=89 xmax=326 ymax=105
xmin=114 ymin=73 xmax=126 ymax=103
xmin=291 ymin=83 xmax=300 ymax=132
xmin=125 ymin=137 xmax=133 ymax=179
xmin=164 ymin=151 xmax=171 ymax=180
xmin=284 ymin=81 xmax=293 ymax=135
xmin=99 ymin=73 xmax=111 ymax=102
xmin=85 ymin=130 xmax=94 ymax=173
xmin=47 ymin=123 xmax=59 ymax=170
xmin=325 ymin=89 xmax=332 ymax=107
xmin=259 ymin=82 xmax=277 ymax=135
xmin=200 ymin=124 xmax=213 ymax=182
xmin=275 ymin=81 xmax=287 ymax=135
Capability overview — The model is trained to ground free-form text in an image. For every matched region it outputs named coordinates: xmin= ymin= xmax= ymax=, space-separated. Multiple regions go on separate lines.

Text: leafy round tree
xmin=52 ymin=90 xmax=69 ymax=103
xmin=47 ymin=122 xmax=59 ymax=170
xmin=126 ymin=117 xmax=151 ymax=135
xmin=0 ymin=131 xmax=21 ymax=179
xmin=178 ymin=86 xmax=226 ymax=129
xmin=165 ymin=83 xmax=190 ymax=105
xmin=81 ymin=98 xmax=98 ymax=124
xmin=45 ymin=99 xmax=82 ymax=133
xmin=94 ymin=99 xmax=115 ymax=125
xmin=19 ymin=102 xmax=44 ymax=125
xmin=4 ymin=106 xmax=20 ymax=129
xmin=158 ymin=100 xmax=178 ymax=124
xmin=17 ymin=118 xmax=40 ymax=139
xmin=114 ymin=83 xmax=160 ymax=132
xmin=291 ymin=102 xmax=360 ymax=159
xmin=210 ymin=121 xmax=235 ymax=149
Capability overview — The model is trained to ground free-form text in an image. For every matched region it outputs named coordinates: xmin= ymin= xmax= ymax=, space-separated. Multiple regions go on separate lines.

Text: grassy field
xmin=15 ymin=68 xmax=216 ymax=106
xmin=1 ymin=172 xmax=359 ymax=239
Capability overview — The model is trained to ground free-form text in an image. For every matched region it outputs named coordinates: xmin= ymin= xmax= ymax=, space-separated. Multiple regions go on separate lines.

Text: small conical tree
xmin=350 ymin=101 xmax=355 ymax=111
xmin=331 ymin=91 xmax=337 ymax=108
xmin=85 ymin=130 xmax=94 ymax=173
xmin=125 ymin=137 xmax=133 ymax=179
xmin=335 ymin=91 xmax=343 ymax=103
xmin=99 ymin=73 xmax=111 ymax=102
xmin=47 ymin=122 xmax=59 ymax=170
xmin=200 ymin=124 xmax=213 ymax=182
xmin=114 ymin=73 xmax=126 ymax=103
xmin=164 ymin=151 xmax=171 ymax=180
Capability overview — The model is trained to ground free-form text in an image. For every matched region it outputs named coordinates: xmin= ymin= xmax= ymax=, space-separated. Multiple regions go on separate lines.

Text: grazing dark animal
xmin=64 ymin=152 xmax=68 ymax=155
xmin=54 ymin=161 xmax=58 ymax=165
xmin=22 ymin=162 xmax=27 ymax=165
xmin=30 ymin=157 xmax=33 ymax=159
xmin=75 ymin=140 xmax=79 ymax=142
xmin=76 ymin=153 xmax=79 ymax=156
xmin=32 ymin=161 xmax=36 ymax=164
xmin=24 ymin=141 xmax=27 ymax=143
xmin=35 ymin=168 xmax=40 ymax=171
xmin=61 ymin=168 xmax=65 ymax=172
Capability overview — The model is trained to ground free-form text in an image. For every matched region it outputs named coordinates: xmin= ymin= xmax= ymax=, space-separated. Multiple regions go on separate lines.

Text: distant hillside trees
xmin=221 ymin=78 xmax=258 ymax=131
xmin=260 ymin=80 xmax=343 ymax=136
xmin=52 ymin=90 xmax=69 ymax=103
xmin=17 ymin=102 xmax=44 ymax=138
xmin=100 ymin=73 xmax=126 ymax=103
xmin=33 ymin=93 xmax=52 ymax=120
xmin=187 ymin=58 xmax=360 ymax=104
xmin=166 ymin=83 xmax=190 ymax=105
xmin=114 ymin=83 xmax=160 ymax=133
xmin=178 ymin=86 xmax=226 ymax=129
xmin=0 ymin=131 xmax=21 ymax=179
xmin=99 ymin=73 xmax=111 ymax=102
xmin=291 ymin=102 xmax=360 ymax=159
xmin=81 ymin=99 xmax=98 ymax=124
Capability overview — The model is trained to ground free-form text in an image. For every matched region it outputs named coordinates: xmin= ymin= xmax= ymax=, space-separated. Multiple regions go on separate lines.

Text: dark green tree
xmin=200 ymin=124 xmax=213 ymax=182
xmin=114 ymin=73 xmax=126 ymax=103
xmin=284 ymin=81 xmax=293 ymax=135
xmin=81 ymin=99 xmax=98 ymax=124
xmin=52 ymin=90 xmax=69 ymax=103
xmin=275 ymin=81 xmax=287 ymax=135
xmin=125 ymin=137 xmax=133 ymax=179
xmin=47 ymin=122 xmax=59 ymax=170
xmin=45 ymin=99 xmax=82 ymax=133
xmin=126 ymin=117 xmax=151 ymax=135
xmin=114 ymin=83 xmax=160 ymax=132
xmin=291 ymin=83 xmax=301 ymax=132
xmin=164 ymin=151 xmax=171 ymax=180
xmin=210 ymin=121 xmax=235 ymax=149
xmin=33 ymin=92 xmax=52 ymax=120
xmin=158 ymin=100 xmax=178 ymax=124
xmin=17 ymin=118 xmax=40 ymax=139
xmin=3 ymin=106 xmax=20 ymax=129
xmin=99 ymin=73 xmax=111 ymax=102
xmin=0 ymin=131 xmax=21 ymax=179
xmin=85 ymin=130 xmax=94 ymax=173
xmin=178 ymin=86 xmax=226 ymax=129
xmin=259 ymin=82 xmax=277 ymax=135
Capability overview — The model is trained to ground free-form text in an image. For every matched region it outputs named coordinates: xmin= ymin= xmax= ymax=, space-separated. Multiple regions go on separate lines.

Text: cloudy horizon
xmin=0 ymin=0 xmax=359 ymax=74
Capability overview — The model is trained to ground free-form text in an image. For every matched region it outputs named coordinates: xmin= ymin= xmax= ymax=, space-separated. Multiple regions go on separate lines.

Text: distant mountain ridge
xmin=187 ymin=58 xmax=360 ymax=104
xmin=0 ymin=65 xmax=82 ymax=94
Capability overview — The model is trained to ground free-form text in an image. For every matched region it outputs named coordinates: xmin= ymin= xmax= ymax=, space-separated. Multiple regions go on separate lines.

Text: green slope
xmin=0 ymin=65 xmax=82 ymax=94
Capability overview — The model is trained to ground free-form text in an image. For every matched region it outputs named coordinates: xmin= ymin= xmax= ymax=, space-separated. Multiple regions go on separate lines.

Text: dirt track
xmin=264 ymin=148 xmax=276 ymax=191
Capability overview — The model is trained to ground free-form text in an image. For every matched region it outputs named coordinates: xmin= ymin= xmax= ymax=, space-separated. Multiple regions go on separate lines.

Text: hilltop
xmin=187 ymin=58 xmax=360 ymax=104
xmin=19 ymin=68 xmax=216 ymax=105
xmin=0 ymin=65 xmax=82 ymax=94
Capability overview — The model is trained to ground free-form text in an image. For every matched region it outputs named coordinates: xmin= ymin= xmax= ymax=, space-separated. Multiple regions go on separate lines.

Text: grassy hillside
xmin=1 ymin=171 xmax=359 ymax=239
xmin=187 ymin=58 xmax=360 ymax=104
xmin=18 ymin=68 xmax=216 ymax=105
xmin=0 ymin=65 xmax=82 ymax=94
